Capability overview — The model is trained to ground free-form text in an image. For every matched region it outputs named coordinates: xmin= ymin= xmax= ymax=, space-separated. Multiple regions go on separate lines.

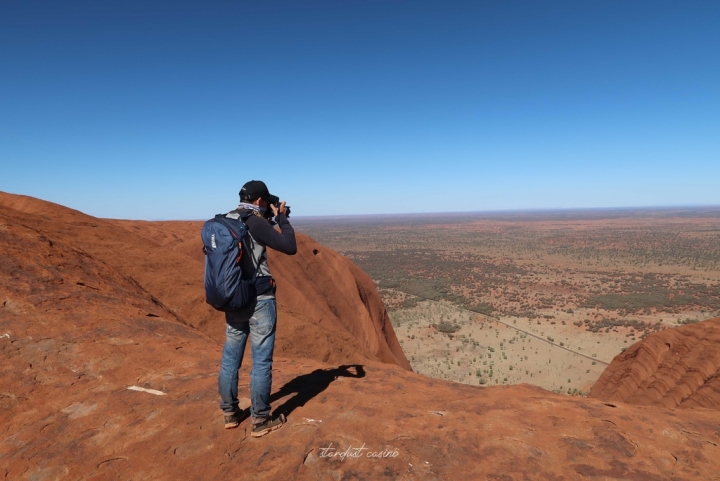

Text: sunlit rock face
xmin=590 ymin=317 xmax=720 ymax=409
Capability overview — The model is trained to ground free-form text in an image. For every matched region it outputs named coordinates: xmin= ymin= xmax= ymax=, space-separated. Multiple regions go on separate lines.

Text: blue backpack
xmin=201 ymin=212 xmax=256 ymax=311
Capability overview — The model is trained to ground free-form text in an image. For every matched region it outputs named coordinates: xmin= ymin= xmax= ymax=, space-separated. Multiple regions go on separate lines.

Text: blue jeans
xmin=218 ymin=299 xmax=277 ymax=423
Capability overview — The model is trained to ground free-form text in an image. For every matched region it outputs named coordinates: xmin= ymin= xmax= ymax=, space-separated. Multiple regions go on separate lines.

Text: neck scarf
xmin=237 ymin=202 xmax=266 ymax=213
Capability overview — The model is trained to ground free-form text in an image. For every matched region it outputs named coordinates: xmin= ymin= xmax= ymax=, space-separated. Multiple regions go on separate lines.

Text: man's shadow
xmin=271 ymin=364 xmax=365 ymax=418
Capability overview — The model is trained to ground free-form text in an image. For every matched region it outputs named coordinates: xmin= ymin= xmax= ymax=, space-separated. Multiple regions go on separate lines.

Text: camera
xmin=267 ymin=200 xmax=291 ymax=219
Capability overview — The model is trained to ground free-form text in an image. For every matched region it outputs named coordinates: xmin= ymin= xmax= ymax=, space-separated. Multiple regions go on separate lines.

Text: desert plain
xmin=294 ymin=208 xmax=720 ymax=394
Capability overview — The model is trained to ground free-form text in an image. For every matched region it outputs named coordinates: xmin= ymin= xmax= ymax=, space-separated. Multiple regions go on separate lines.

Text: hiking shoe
xmin=251 ymin=413 xmax=286 ymax=438
xmin=224 ymin=409 xmax=245 ymax=429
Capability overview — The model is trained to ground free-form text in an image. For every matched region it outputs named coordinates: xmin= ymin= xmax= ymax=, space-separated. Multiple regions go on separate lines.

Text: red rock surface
xmin=2 ymin=192 xmax=720 ymax=480
xmin=109 ymin=218 xmax=410 ymax=370
xmin=0 ymin=192 xmax=409 ymax=370
xmin=589 ymin=317 xmax=720 ymax=410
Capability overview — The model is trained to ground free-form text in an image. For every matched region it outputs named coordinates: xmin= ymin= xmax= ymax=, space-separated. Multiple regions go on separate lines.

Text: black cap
xmin=239 ymin=180 xmax=279 ymax=205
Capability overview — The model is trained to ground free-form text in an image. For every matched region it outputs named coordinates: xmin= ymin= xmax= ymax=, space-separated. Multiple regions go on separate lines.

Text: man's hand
xmin=270 ymin=201 xmax=288 ymax=217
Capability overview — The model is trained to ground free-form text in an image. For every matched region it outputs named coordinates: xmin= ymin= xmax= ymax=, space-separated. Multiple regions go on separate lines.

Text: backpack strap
xmin=213 ymin=214 xmax=245 ymax=239
xmin=222 ymin=210 xmax=262 ymax=281
xmin=227 ymin=209 xmax=258 ymax=222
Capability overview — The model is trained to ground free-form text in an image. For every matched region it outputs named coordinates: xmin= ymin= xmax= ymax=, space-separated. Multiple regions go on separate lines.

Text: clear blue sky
xmin=2 ymin=1 xmax=718 ymax=219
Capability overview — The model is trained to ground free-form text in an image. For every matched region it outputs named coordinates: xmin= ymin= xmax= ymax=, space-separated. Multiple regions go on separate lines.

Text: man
xmin=218 ymin=180 xmax=296 ymax=437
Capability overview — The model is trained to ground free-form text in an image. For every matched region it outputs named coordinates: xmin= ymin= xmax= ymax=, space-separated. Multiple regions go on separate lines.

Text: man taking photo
xmin=218 ymin=180 xmax=296 ymax=437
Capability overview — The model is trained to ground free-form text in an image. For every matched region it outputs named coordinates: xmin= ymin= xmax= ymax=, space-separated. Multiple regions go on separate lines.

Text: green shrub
xmin=435 ymin=321 xmax=460 ymax=334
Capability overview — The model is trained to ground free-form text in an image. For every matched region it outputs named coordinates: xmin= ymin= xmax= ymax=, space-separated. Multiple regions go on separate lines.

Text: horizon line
xmin=131 ymin=204 xmax=720 ymax=222
xmin=290 ymin=204 xmax=720 ymax=220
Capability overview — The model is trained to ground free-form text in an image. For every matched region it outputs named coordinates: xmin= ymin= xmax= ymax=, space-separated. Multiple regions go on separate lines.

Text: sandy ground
xmin=391 ymin=298 xmax=720 ymax=394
